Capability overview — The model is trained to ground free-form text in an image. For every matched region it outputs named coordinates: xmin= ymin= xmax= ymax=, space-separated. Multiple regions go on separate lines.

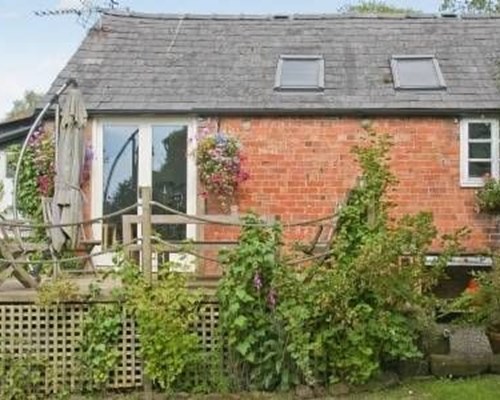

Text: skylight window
xmin=390 ymin=55 xmax=446 ymax=90
xmin=275 ymin=55 xmax=324 ymax=90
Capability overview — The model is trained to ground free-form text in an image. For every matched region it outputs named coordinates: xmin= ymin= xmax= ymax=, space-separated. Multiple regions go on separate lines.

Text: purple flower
xmin=267 ymin=288 xmax=277 ymax=309
xmin=214 ymin=132 xmax=228 ymax=145
xmin=253 ymin=272 xmax=263 ymax=291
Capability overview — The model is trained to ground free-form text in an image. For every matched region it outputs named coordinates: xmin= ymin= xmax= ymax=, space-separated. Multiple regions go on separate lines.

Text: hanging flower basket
xmin=195 ymin=131 xmax=249 ymax=210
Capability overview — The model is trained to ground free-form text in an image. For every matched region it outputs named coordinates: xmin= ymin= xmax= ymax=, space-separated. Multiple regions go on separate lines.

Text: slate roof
xmin=0 ymin=116 xmax=35 ymax=146
xmin=47 ymin=10 xmax=500 ymax=115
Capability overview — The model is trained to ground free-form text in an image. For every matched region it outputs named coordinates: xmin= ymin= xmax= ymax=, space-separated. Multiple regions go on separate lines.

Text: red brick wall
xmin=83 ymin=116 xmax=497 ymax=276
xmin=201 ymin=116 xmax=495 ymax=275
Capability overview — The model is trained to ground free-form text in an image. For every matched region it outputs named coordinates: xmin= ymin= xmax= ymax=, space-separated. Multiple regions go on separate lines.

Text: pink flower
xmin=253 ymin=272 xmax=263 ymax=291
xmin=196 ymin=130 xmax=249 ymax=207
xmin=267 ymin=289 xmax=277 ymax=309
xmin=37 ymin=175 xmax=53 ymax=197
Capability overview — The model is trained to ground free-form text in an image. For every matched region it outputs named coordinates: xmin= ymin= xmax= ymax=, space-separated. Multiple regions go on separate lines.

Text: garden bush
xmin=117 ymin=261 xmax=203 ymax=392
xmin=218 ymin=128 xmax=463 ymax=389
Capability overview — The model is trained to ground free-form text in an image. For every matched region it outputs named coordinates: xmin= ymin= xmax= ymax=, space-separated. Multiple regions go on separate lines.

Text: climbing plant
xmin=117 ymin=260 xmax=202 ymax=392
xmin=8 ymin=126 xmax=55 ymax=222
xmin=218 ymin=126 xmax=464 ymax=388
xmin=218 ymin=215 xmax=296 ymax=391
xmin=77 ymin=285 xmax=123 ymax=393
xmin=0 ymin=354 xmax=47 ymax=400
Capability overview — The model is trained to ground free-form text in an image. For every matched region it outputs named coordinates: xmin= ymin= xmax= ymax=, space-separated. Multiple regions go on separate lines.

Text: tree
xmin=440 ymin=0 xmax=500 ymax=12
xmin=4 ymin=90 xmax=43 ymax=122
xmin=340 ymin=1 xmax=418 ymax=13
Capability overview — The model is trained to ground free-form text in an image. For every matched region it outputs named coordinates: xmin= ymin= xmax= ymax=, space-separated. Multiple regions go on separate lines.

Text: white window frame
xmin=91 ymin=116 xmax=198 ymax=265
xmin=0 ymin=150 xmax=13 ymax=214
xmin=390 ymin=55 xmax=446 ymax=90
xmin=275 ymin=55 xmax=325 ymax=91
xmin=460 ymin=118 xmax=500 ymax=187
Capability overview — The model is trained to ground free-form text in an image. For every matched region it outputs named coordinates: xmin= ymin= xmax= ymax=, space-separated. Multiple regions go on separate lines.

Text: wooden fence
xmin=0 ymin=300 xmax=220 ymax=392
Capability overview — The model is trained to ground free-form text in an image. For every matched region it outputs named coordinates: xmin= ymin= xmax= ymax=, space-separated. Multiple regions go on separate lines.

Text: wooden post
xmin=140 ymin=187 xmax=154 ymax=400
xmin=141 ymin=186 xmax=153 ymax=285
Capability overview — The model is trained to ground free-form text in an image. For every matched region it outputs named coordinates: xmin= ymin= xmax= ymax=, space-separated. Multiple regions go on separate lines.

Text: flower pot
xmin=486 ymin=329 xmax=500 ymax=354
xmin=420 ymin=326 xmax=451 ymax=355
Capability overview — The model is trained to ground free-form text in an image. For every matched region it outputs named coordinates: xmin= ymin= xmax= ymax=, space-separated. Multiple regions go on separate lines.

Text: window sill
xmin=460 ymin=181 xmax=484 ymax=188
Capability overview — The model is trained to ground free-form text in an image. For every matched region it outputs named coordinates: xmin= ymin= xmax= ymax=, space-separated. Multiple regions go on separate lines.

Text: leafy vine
xmin=218 ymin=215 xmax=295 ymax=391
xmin=77 ymin=285 xmax=123 ymax=392
xmin=218 ymin=126 xmax=463 ymax=388
xmin=8 ymin=126 xmax=55 ymax=222
xmin=117 ymin=260 xmax=202 ymax=392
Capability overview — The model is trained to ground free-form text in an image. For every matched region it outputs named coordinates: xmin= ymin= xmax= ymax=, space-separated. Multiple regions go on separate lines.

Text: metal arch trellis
xmin=11 ymin=79 xmax=78 ymax=236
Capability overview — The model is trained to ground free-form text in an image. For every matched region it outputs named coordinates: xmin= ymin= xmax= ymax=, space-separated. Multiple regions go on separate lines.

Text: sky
xmin=0 ymin=0 xmax=442 ymax=120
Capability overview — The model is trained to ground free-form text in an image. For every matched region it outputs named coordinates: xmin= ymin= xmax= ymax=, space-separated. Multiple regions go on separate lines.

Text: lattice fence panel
xmin=196 ymin=300 xmax=220 ymax=352
xmin=0 ymin=301 xmax=220 ymax=392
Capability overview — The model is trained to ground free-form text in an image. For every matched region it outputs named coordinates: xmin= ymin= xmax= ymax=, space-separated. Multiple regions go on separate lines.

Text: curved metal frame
xmin=12 ymin=78 xmax=77 ymax=227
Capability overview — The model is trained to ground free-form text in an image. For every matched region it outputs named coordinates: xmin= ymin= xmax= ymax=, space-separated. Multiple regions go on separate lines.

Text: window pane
xmin=469 ymin=123 xmax=491 ymax=139
xmin=469 ymin=142 xmax=491 ymax=159
xmin=103 ymin=125 xmax=139 ymax=241
xmin=469 ymin=162 xmax=491 ymax=178
xmin=393 ymin=58 xmax=443 ymax=88
xmin=280 ymin=59 xmax=321 ymax=88
xmin=152 ymin=125 xmax=188 ymax=241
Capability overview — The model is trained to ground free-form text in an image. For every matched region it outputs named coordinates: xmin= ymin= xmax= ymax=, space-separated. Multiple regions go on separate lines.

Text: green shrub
xmin=118 ymin=261 xmax=202 ymax=392
xmin=218 ymin=215 xmax=296 ymax=391
xmin=218 ymin=127 xmax=462 ymax=388
xmin=78 ymin=301 xmax=123 ymax=392
xmin=0 ymin=354 xmax=47 ymax=400
xmin=476 ymin=177 xmax=500 ymax=214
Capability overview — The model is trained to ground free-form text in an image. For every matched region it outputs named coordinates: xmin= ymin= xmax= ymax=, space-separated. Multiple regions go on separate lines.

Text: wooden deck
xmin=0 ymin=274 xmax=220 ymax=302
xmin=0 ymin=275 xmax=119 ymax=302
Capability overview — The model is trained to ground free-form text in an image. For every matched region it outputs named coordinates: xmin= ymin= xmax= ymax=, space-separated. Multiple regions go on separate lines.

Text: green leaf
xmin=234 ymin=315 xmax=247 ymax=328
xmin=235 ymin=287 xmax=253 ymax=303
xmin=236 ymin=340 xmax=251 ymax=357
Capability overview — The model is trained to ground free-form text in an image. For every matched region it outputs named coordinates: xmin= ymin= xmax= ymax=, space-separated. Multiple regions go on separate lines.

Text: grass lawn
xmin=354 ymin=375 xmax=500 ymax=399
xmin=77 ymin=375 xmax=500 ymax=399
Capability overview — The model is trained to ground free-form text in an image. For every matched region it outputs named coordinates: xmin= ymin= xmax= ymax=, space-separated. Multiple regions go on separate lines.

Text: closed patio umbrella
xmin=52 ymin=86 xmax=87 ymax=252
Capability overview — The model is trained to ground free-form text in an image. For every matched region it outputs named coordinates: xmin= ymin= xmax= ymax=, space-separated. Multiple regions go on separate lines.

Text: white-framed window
xmin=275 ymin=55 xmax=325 ymax=91
xmin=390 ymin=55 xmax=446 ymax=90
xmin=92 ymin=117 xmax=197 ymax=267
xmin=460 ymin=118 xmax=500 ymax=187
xmin=0 ymin=148 xmax=16 ymax=217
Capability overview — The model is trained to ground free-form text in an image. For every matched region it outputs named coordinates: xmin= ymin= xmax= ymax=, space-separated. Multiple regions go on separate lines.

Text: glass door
xmin=102 ymin=124 xmax=139 ymax=243
xmin=151 ymin=125 xmax=188 ymax=241
xmin=96 ymin=120 xmax=195 ymax=269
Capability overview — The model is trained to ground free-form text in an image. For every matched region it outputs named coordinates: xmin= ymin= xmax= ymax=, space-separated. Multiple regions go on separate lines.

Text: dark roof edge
xmin=104 ymin=9 xmax=500 ymax=21
xmin=86 ymin=107 xmax=500 ymax=118
xmin=0 ymin=128 xmax=29 ymax=146
xmin=0 ymin=116 xmax=36 ymax=145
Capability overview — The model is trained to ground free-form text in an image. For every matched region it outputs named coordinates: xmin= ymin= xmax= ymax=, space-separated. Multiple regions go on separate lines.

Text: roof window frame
xmin=390 ymin=55 xmax=446 ymax=90
xmin=275 ymin=55 xmax=325 ymax=91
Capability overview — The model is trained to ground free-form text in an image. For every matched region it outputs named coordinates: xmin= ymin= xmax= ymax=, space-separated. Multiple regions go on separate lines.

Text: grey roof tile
xmin=46 ymin=11 xmax=500 ymax=114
